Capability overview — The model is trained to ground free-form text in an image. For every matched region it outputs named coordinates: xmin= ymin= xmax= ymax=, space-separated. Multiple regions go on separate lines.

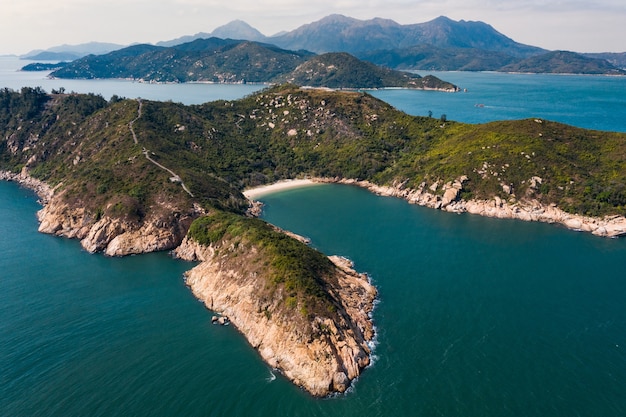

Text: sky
xmin=2 ymin=0 xmax=625 ymax=55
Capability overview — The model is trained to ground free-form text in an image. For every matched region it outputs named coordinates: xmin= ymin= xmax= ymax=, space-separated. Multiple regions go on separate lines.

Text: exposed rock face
xmin=173 ymin=238 xmax=377 ymax=397
xmin=316 ymin=177 xmax=626 ymax=238
xmin=37 ymin=193 xmax=196 ymax=256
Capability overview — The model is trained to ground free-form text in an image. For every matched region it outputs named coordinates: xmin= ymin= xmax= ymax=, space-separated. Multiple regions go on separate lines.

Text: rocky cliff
xmin=173 ymin=236 xmax=377 ymax=397
xmin=36 ymin=189 xmax=200 ymax=256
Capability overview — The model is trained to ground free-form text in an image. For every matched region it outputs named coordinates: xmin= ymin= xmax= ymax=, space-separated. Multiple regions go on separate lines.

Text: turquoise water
xmin=2 ymin=57 xmax=626 ymax=416
xmin=2 ymin=181 xmax=626 ymax=416
xmin=369 ymin=71 xmax=626 ymax=132
xmin=260 ymin=184 xmax=626 ymax=416
xmin=0 ymin=183 xmax=289 ymax=416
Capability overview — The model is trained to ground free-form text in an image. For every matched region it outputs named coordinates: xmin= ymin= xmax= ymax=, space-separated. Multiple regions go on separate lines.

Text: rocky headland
xmin=35 ymin=190 xmax=200 ymax=256
xmin=3 ymin=168 xmax=378 ymax=397
xmin=173 ymin=233 xmax=377 ymax=397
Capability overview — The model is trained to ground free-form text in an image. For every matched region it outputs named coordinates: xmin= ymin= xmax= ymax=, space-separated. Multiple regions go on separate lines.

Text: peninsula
xmin=2 ymin=84 xmax=625 ymax=394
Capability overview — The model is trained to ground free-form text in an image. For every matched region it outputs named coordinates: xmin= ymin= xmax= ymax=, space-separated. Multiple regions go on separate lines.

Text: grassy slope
xmin=188 ymin=211 xmax=339 ymax=321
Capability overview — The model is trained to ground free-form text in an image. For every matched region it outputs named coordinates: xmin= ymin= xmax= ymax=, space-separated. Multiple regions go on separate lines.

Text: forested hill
xmin=49 ymin=39 xmax=311 ymax=83
xmin=2 ymin=85 xmax=626 ymax=224
xmin=43 ymin=39 xmax=456 ymax=90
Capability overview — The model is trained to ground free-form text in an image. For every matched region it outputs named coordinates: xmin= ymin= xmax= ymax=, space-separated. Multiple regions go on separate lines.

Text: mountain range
xmin=158 ymin=15 xmax=625 ymax=73
xmin=21 ymin=15 xmax=626 ymax=74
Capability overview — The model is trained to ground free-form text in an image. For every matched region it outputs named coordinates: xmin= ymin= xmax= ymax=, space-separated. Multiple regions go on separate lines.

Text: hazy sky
xmin=2 ymin=0 xmax=625 ymax=55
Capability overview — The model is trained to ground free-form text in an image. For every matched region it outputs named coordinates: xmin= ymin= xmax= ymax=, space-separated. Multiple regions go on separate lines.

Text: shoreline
xmin=243 ymin=179 xmax=321 ymax=199
xmin=0 ymin=169 xmax=53 ymax=203
xmin=245 ymin=177 xmax=626 ymax=238
xmin=4 ymin=170 xmax=625 ymax=239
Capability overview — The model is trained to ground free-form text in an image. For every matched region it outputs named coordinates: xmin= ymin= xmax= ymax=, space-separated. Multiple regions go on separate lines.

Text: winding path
xmin=129 ymin=99 xmax=194 ymax=197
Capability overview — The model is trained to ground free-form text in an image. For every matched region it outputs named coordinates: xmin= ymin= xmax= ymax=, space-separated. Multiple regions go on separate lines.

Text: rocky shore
xmin=6 ymin=166 xmax=623 ymax=396
xmin=173 ymin=237 xmax=377 ymax=397
xmin=2 ymin=167 xmax=201 ymax=256
xmin=35 ymin=194 xmax=198 ymax=256
xmin=2 ymin=170 xmax=378 ymax=396
xmin=0 ymin=168 xmax=53 ymax=204
xmin=314 ymin=177 xmax=626 ymax=238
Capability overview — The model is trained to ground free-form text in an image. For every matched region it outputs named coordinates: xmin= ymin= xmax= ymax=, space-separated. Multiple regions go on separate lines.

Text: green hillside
xmin=2 ymin=85 xmax=625 ymax=318
xmin=2 ymin=85 xmax=626 ymax=223
xmin=277 ymin=52 xmax=458 ymax=90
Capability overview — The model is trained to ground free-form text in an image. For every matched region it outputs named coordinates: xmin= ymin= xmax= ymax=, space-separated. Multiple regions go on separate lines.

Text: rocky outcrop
xmin=2 ymin=169 xmax=194 ymax=255
xmin=315 ymin=177 xmax=626 ymax=238
xmin=37 ymin=193 xmax=198 ymax=256
xmin=173 ymin=237 xmax=377 ymax=397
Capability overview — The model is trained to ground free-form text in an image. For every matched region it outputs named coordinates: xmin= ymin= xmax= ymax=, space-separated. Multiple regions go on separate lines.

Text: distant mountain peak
xmin=431 ymin=15 xmax=454 ymax=23
xmin=21 ymin=41 xmax=125 ymax=59
xmin=316 ymin=14 xmax=358 ymax=23
xmin=210 ymin=20 xmax=267 ymax=41
xmin=268 ymin=14 xmax=542 ymax=57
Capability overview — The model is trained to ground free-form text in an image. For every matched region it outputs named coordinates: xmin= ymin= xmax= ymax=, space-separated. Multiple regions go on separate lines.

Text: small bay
xmin=259 ymin=184 xmax=626 ymax=416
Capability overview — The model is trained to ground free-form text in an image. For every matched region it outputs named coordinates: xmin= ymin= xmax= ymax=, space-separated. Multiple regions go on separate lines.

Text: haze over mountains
xmin=22 ymin=42 xmax=126 ymax=61
xmin=22 ymin=15 xmax=626 ymax=74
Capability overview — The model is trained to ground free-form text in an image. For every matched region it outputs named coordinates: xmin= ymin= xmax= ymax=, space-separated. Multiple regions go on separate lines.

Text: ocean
xmin=2 ymin=56 xmax=625 ymax=132
xmin=1 ymin=57 xmax=626 ymax=416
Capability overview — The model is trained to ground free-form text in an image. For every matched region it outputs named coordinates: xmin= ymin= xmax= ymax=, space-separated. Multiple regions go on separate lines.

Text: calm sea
xmin=2 ymin=56 xmax=625 ymax=132
xmin=1 ymin=56 xmax=626 ymax=416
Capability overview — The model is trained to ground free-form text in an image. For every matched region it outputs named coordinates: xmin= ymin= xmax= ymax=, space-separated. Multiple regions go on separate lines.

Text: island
xmin=26 ymin=39 xmax=458 ymax=91
xmin=1 ymin=84 xmax=625 ymax=395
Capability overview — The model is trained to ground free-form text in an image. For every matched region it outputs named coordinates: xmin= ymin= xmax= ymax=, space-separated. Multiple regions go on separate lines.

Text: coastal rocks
xmin=101 ymin=218 xmax=191 ymax=256
xmin=246 ymin=200 xmax=264 ymax=217
xmin=212 ymin=315 xmax=230 ymax=325
xmin=37 ymin=193 xmax=195 ymax=256
xmin=0 ymin=169 xmax=53 ymax=203
xmin=173 ymin=238 xmax=377 ymax=397
xmin=441 ymin=177 xmax=466 ymax=207
xmin=464 ymin=198 xmax=626 ymax=237
xmin=315 ymin=177 xmax=626 ymax=238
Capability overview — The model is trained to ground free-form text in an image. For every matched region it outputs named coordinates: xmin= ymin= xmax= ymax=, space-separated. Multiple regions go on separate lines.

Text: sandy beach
xmin=243 ymin=179 xmax=321 ymax=199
